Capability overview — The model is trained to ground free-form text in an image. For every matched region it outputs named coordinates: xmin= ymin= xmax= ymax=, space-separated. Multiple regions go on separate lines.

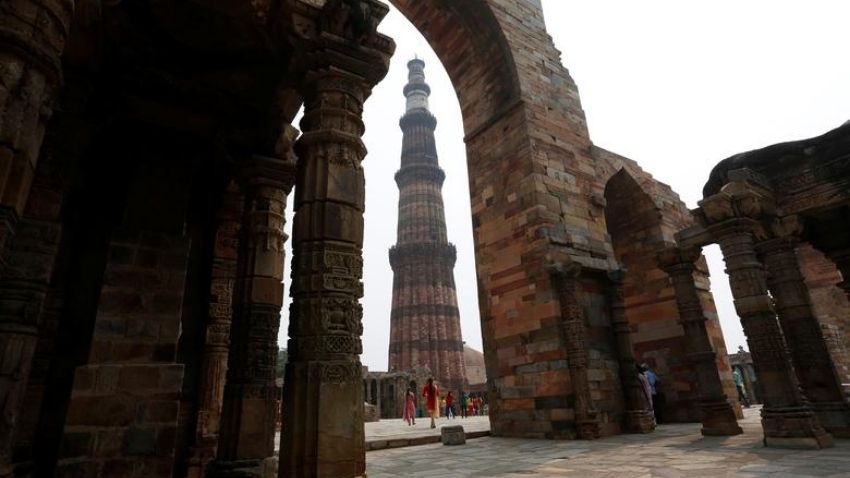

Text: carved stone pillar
xmin=0 ymin=0 xmax=74 ymax=266
xmin=279 ymin=2 xmax=393 ymax=476
xmin=211 ymin=156 xmax=295 ymax=477
xmin=759 ymin=219 xmax=850 ymax=438
xmin=550 ymin=263 xmax=599 ymax=439
xmin=607 ymin=270 xmax=655 ymax=433
xmin=0 ymin=153 xmax=65 ymax=475
xmin=657 ymin=247 xmax=743 ymax=436
xmin=185 ymin=184 xmax=243 ymax=477
xmin=711 ymin=217 xmax=832 ymax=448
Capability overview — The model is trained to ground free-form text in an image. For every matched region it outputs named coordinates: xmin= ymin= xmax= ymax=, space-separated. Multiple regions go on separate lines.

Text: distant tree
xmin=277 ymin=348 xmax=288 ymax=381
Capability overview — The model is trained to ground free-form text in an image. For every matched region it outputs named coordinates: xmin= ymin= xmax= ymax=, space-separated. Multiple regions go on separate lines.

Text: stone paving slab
xmin=366 ymin=407 xmax=850 ymax=477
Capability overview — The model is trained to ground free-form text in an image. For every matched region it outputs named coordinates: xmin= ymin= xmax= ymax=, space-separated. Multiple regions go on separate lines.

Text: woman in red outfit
xmin=422 ymin=377 xmax=440 ymax=429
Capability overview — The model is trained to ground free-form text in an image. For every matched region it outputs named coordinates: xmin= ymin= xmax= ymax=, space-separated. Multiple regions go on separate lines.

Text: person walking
xmin=733 ymin=367 xmax=750 ymax=408
xmin=459 ymin=392 xmax=468 ymax=418
xmin=637 ymin=363 xmax=656 ymax=426
xmin=445 ymin=391 xmax=455 ymax=419
xmin=642 ymin=363 xmax=661 ymax=423
xmin=422 ymin=377 xmax=440 ymax=429
xmin=403 ymin=387 xmax=417 ymax=425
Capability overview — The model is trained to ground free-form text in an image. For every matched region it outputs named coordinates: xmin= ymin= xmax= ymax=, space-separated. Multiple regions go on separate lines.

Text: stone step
xmin=365 ymin=430 xmax=490 ymax=451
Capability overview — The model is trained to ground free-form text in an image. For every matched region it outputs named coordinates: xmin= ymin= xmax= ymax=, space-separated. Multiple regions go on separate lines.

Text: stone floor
xmin=365 ymin=407 xmax=850 ymax=477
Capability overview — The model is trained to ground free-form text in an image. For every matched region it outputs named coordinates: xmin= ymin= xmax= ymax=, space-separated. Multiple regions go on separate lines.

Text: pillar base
xmin=699 ymin=400 xmax=743 ymax=436
xmin=762 ymin=406 xmax=834 ymax=449
xmin=207 ymin=457 xmax=277 ymax=478
xmin=811 ymin=401 xmax=850 ymax=438
xmin=624 ymin=409 xmax=655 ymax=433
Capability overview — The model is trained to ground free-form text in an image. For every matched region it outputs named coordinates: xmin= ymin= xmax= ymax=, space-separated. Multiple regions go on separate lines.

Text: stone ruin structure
xmin=668 ymin=121 xmax=850 ymax=448
xmin=387 ymin=58 xmax=467 ymax=394
xmin=0 ymin=0 xmax=845 ymax=477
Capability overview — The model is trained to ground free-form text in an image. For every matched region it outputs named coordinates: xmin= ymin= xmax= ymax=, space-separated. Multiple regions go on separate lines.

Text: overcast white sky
xmin=279 ymin=0 xmax=850 ymax=372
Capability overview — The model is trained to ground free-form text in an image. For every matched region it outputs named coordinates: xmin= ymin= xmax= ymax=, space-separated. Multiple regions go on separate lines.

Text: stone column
xmin=759 ymin=221 xmax=850 ymax=438
xmin=0 ymin=1 xmax=73 ymax=472
xmin=0 ymin=151 xmax=65 ymax=474
xmin=280 ymin=68 xmax=371 ymax=477
xmin=657 ymin=247 xmax=743 ymax=436
xmin=211 ymin=156 xmax=294 ymax=477
xmin=550 ymin=263 xmax=599 ymax=439
xmin=0 ymin=0 xmax=74 ymax=265
xmin=607 ymin=270 xmax=655 ymax=433
xmin=711 ymin=217 xmax=832 ymax=448
xmin=280 ymin=2 xmax=393 ymax=475
xmin=185 ymin=184 xmax=243 ymax=477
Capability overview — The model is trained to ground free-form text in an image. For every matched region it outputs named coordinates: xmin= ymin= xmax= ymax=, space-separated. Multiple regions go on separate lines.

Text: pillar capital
xmin=286 ymin=0 xmax=395 ymax=93
xmin=239 ymin=154 xmax=297 ymax=194
xmin=657 ymin=245 xmax=702 ymax=274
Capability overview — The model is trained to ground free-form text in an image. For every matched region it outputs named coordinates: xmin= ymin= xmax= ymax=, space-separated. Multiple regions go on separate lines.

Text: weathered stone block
xmin=122 ymin=426 xmax=157 ymax=456
xmin=440 ymin=425 xmax=466 ymax=446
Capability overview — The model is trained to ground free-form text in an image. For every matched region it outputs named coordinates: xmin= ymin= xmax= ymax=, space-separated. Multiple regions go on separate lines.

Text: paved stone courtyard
xmin=365 ymin=407 xmax=850 ymax=477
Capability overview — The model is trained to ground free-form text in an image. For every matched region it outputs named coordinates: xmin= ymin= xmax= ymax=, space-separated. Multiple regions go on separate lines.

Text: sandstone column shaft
xmin=187 ymin=185 xmax=243 ymax=476
xmin=759 ymin=237 xmax=850 ymax=437
xmin=658 ymin=247 xmax=742 ymax=436
xmin=714 ymin=219 xmax=832 ymax=448
xmin=0 ymin=0 xmax=73 ymax=265
xmin=0 ymin=1 xmax=73 ymax=471
xmin=216 ymin=157 xmax=293 ymax=472
xmin=551 ymin=264 xmax=599 ymax=439
xmin=607 ymin=270 xmax=655 ymax=434
xmin=281 ymin=69 xmax=370 ymax=478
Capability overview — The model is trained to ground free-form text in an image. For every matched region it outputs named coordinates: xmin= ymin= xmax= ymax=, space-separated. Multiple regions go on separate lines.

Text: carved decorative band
xmin=390 ymin=304 xmax=460 ymax=320
xmin=389 ymin=242 xmax=456 ymax=268
xmin=388 ymin=339 xmax=464 ymax=353
xmin=394 ymin=163 xmax=446 ymax=187
xmin=399 ymin=110 xmax=437 ymax=130
xmin=403 ymin=83 xmax=431 ymax=97
xmin=290 ymin=334 xmax=363 ymax=358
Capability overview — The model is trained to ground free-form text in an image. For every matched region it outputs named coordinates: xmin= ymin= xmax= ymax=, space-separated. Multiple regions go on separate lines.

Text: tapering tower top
xmin=404 ymin=58 xmax=431 ymax=113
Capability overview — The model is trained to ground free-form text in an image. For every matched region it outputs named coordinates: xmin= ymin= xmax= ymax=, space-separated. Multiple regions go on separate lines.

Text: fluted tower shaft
xmin=388 ymin=59 xmax=467 ymax=393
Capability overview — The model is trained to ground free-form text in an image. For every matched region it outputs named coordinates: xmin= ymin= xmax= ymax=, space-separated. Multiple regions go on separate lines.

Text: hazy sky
xmin=279 ymin=1 xmax=850 ymax=372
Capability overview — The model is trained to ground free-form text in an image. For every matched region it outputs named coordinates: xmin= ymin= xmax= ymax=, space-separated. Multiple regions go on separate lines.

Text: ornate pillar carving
xmin=607 ymin=270 xmax=656 ymax=434
xmin=657 ymin=246 xmax=743 ymax=436
xmin=0 ymin=0 xmax=74 ymax=267
xmin=700 ymin=181 xmax=832 ymax=448
xmin=279 ymin=2 xmax=393 ymax=476
xmin=550 ymin=263 xmax=599 ymax=439
xmin=211 ymin=155 xmax=295 ymax=477
xmin=186 ymin=184 xmax=243 ymax=477
xmin=0 ymin=149 xmax=65 ymax=474
xmin=758 ymin=217 xmax=850 ymax=438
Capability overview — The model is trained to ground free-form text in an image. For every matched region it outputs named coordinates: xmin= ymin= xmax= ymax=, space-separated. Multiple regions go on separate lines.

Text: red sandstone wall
xmin=799 ymin=243 xmax=850 ymax=387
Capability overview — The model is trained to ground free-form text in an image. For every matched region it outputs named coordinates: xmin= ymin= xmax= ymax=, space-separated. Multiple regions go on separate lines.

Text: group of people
xmin=404 ymin=366 xmax=749 ymax=430
xmin=402 ymin=378 xmax=487 ymax=428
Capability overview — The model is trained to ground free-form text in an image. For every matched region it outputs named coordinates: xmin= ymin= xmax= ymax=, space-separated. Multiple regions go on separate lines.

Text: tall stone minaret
xmin=388 ymin=59 xmax=467 ymax=393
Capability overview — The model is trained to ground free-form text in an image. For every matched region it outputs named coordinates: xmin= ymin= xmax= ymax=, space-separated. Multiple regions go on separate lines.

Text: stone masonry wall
xmin=56 ymin=232 xmax=189 ymax=477
xmin=799 ymin=243 xmax=850 ymax=388
xmin=394 ymin=0 xmax=737 ymax=435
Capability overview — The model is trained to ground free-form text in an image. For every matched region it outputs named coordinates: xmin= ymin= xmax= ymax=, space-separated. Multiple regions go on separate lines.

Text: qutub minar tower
xmin=388 ymin=58 xmax=467 ymax=393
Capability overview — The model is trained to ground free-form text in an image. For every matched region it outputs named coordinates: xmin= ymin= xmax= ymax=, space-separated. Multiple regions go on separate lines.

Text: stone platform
xmin=366 ymin=407 xmax=850 ymax=477
xmin=274 ymin=416 xmax=491 ymax=452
